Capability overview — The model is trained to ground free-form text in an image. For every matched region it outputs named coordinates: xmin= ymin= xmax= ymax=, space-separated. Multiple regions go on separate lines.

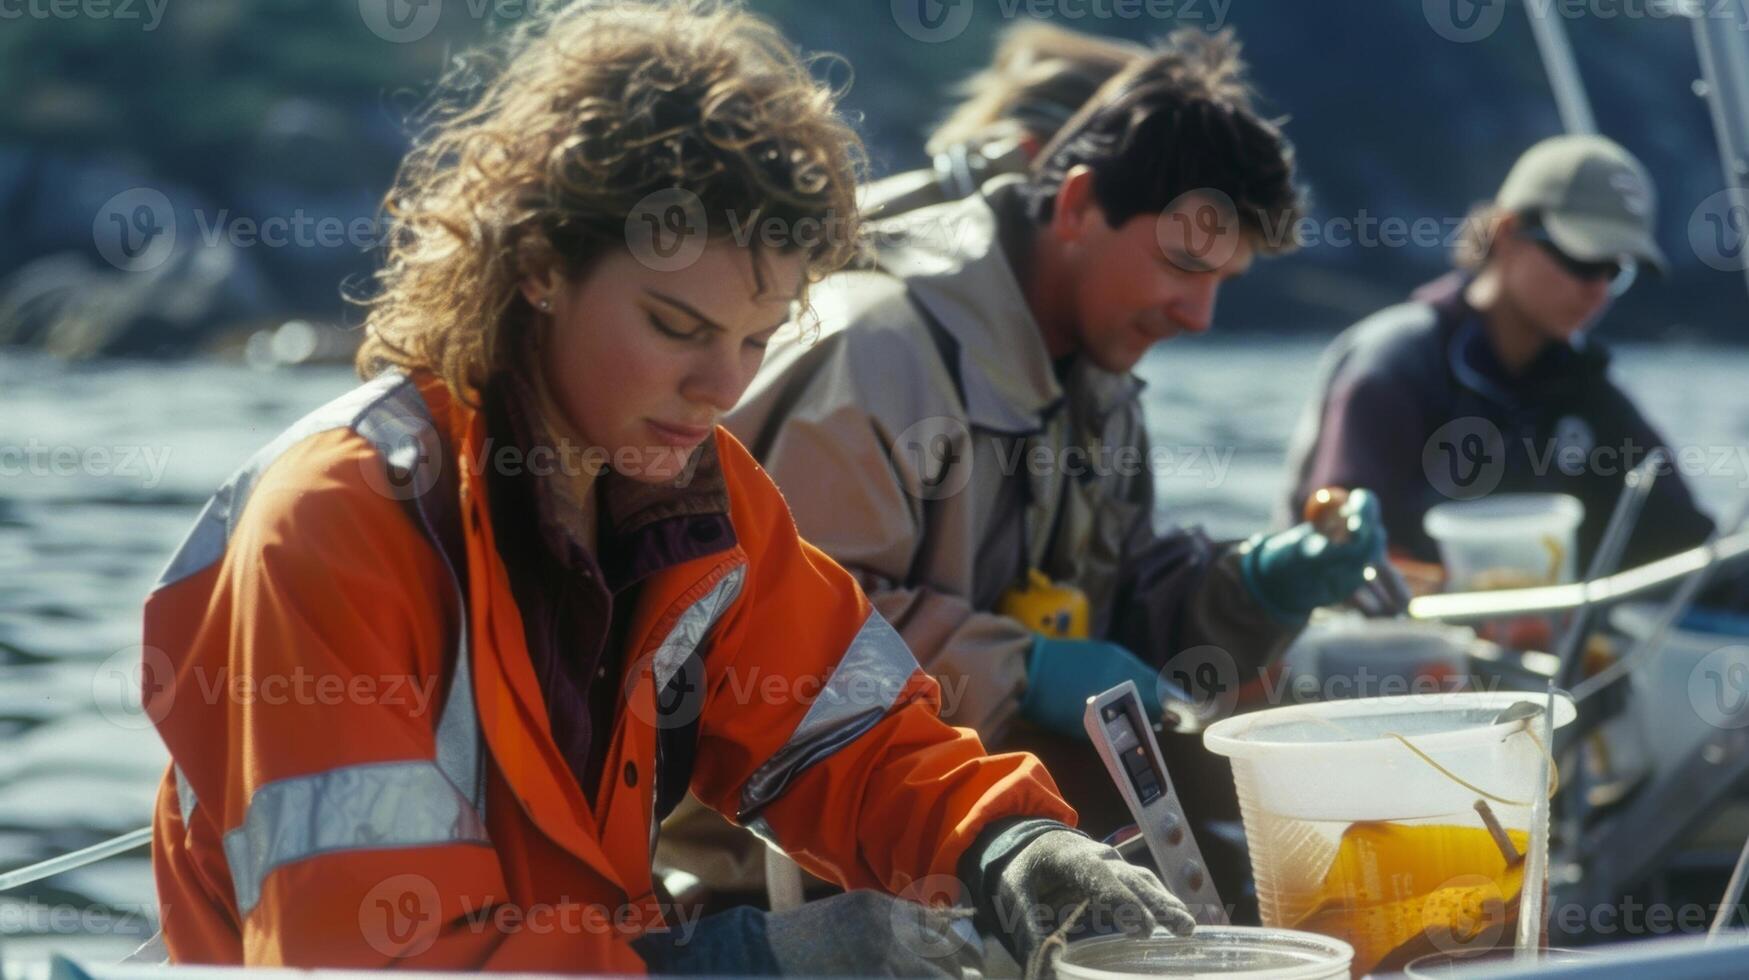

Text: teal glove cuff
xmin=1020 ymin=637 xmax=1163 ymax=739
xmin=1240 ymin=489 xmax=1388 ymax=623
xmin=1238 ymin=532 xmax=1315 ymax=627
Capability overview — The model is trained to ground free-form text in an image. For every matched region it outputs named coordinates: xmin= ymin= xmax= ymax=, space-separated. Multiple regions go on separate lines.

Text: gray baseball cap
xmin=1497 ymin=134 xmax=1668 ymax=275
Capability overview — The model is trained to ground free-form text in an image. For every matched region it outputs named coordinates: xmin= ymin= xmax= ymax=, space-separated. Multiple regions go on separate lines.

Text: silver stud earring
xmin=537 ymin=297 xmax=552 ymax=312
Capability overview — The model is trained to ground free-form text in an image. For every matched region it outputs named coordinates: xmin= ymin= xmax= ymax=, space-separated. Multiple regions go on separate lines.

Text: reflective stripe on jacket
xmin=145 ymin=369 xmax=1073 ymax=969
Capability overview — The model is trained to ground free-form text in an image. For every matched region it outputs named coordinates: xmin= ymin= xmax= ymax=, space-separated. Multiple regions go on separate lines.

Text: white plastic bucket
xmin=1203 ymin=693 xmax=1575 ymax=975
xmin=1423 ymin=494 xmax=1584 ymax=592
xmin=1055 ymin=926 xmax=1354 ymax=980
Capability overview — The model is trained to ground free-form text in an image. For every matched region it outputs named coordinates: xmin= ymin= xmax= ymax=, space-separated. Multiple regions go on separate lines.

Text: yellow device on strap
xmin=996 ymin=568 xmax=1090 ymax=639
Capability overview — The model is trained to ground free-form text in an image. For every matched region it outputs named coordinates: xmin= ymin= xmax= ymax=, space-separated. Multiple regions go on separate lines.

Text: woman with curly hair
xmin=141 ymin=1 xmax=1191 ymax=974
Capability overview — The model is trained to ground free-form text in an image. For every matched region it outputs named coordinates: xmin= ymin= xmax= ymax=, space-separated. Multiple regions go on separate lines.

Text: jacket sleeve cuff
xmin=956 ymin=817 xmax=1082 ymax=934
xmin=1235 ymin=535 xmax=1314 ymax=628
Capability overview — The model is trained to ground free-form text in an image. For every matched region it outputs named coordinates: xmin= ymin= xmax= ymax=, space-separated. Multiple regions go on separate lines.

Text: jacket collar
xmin=868 ymin=176 xmax=1146 ymax=433
xmin=461 ymin=372 xmax=736 ymax=592
xmin=1414 ymin=272 xmax=1610 ymax=411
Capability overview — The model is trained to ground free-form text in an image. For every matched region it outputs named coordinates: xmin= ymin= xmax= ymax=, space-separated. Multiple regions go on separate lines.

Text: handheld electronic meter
xmin=1083 ymin=681 xmax=1229 ymax=926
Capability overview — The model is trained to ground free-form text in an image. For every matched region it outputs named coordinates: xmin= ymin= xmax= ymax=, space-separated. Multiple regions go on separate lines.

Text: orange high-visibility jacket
xmin=143 ymin=371 xmax=1074 ymax=970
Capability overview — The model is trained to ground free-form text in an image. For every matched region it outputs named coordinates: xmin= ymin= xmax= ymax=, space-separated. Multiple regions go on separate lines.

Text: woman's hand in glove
xmin=967 ymin=822 xmax=1195 ymax=973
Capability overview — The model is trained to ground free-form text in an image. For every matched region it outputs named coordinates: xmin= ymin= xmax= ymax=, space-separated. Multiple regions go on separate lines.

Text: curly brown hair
xmin=353 ymin=0 xmax=866 ymax=403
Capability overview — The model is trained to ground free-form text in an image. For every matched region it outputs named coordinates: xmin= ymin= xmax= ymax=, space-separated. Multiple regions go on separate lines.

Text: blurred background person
xmin=1283 ymin=136 xmax=1728 ymax=589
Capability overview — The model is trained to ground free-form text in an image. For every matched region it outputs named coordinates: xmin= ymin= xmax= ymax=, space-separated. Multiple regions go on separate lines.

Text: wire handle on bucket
xmin=1302 ymin=705 xmax=1560 ymax=810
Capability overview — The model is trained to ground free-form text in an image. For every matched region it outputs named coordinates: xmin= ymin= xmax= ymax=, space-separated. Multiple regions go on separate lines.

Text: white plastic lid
xmin=1056 ymin=927 xmax=1354 ymax=980
xmin=1423 ymin=493 xmax=1584 ymax=542
xmin=1202 ymin=691 xmax=1576 ymax=762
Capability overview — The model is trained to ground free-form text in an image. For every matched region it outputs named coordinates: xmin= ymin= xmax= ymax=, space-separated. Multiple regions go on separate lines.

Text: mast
xmin=1692 ymin=0 xmax=1749 ymax=301
xmin=1524 ymin=0 xmax=1598 ymax=134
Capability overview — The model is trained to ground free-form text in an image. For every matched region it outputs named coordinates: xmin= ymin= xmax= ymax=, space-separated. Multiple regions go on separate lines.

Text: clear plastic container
xmin=1424 ymin=494 xmax=1584 ymax=650
xmin=1055 ymin=926 xmax=1354 ymax=980
xmin=1203 ymin=693 xmax=1575 ymax=977
xmin=1422 ymin=494 xmax=1584 ymax=592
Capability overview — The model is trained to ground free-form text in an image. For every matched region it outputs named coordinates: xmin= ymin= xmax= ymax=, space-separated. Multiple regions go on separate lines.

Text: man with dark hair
xmin=657 ymin=30 xmax=1389 ymax=913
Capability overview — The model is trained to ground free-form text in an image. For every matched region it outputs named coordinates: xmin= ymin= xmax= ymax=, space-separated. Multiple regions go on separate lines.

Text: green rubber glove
xmin=1019 ymin=637 xmax=1163 ymax=740
xmin=1240 ymin=487 xmax=1387 ymax=624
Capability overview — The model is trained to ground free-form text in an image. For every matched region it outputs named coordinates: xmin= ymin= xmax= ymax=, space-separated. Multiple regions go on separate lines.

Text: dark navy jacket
xmin=1283 ymin=273 xmax=1716 ymax=574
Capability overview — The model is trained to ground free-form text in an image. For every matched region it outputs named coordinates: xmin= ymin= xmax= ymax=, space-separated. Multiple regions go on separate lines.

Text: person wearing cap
xmin=1284 ymin=134 xmax=1716 ymax=580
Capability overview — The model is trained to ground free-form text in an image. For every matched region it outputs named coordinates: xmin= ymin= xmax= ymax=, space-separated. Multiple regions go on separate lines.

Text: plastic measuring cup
xmin=1423 ymin=494 xmax=1584 ymax=592
xmin=1425 ymin=494 xmax=1584 ymax=650
xmin=1056 ymin=926 xmax=1354 ymax=980
xmin=1203 ymin=693 xmax=1576 ymax=977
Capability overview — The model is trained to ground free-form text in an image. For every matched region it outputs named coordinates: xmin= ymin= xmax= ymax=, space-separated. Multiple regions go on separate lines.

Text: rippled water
xmin=2 ymin=337 xmax=1747 ymax=970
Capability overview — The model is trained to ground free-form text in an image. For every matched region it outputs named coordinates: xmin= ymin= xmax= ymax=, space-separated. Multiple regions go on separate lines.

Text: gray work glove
xmin=765 ymin=890 xmax=982 ymax=978
xmin=969 ymin=823 xmax=1195 ymax=973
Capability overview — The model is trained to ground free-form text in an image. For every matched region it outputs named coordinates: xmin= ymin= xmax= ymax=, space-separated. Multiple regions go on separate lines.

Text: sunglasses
xmin=1518 ymin=224 xmax=1639 ymax=297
